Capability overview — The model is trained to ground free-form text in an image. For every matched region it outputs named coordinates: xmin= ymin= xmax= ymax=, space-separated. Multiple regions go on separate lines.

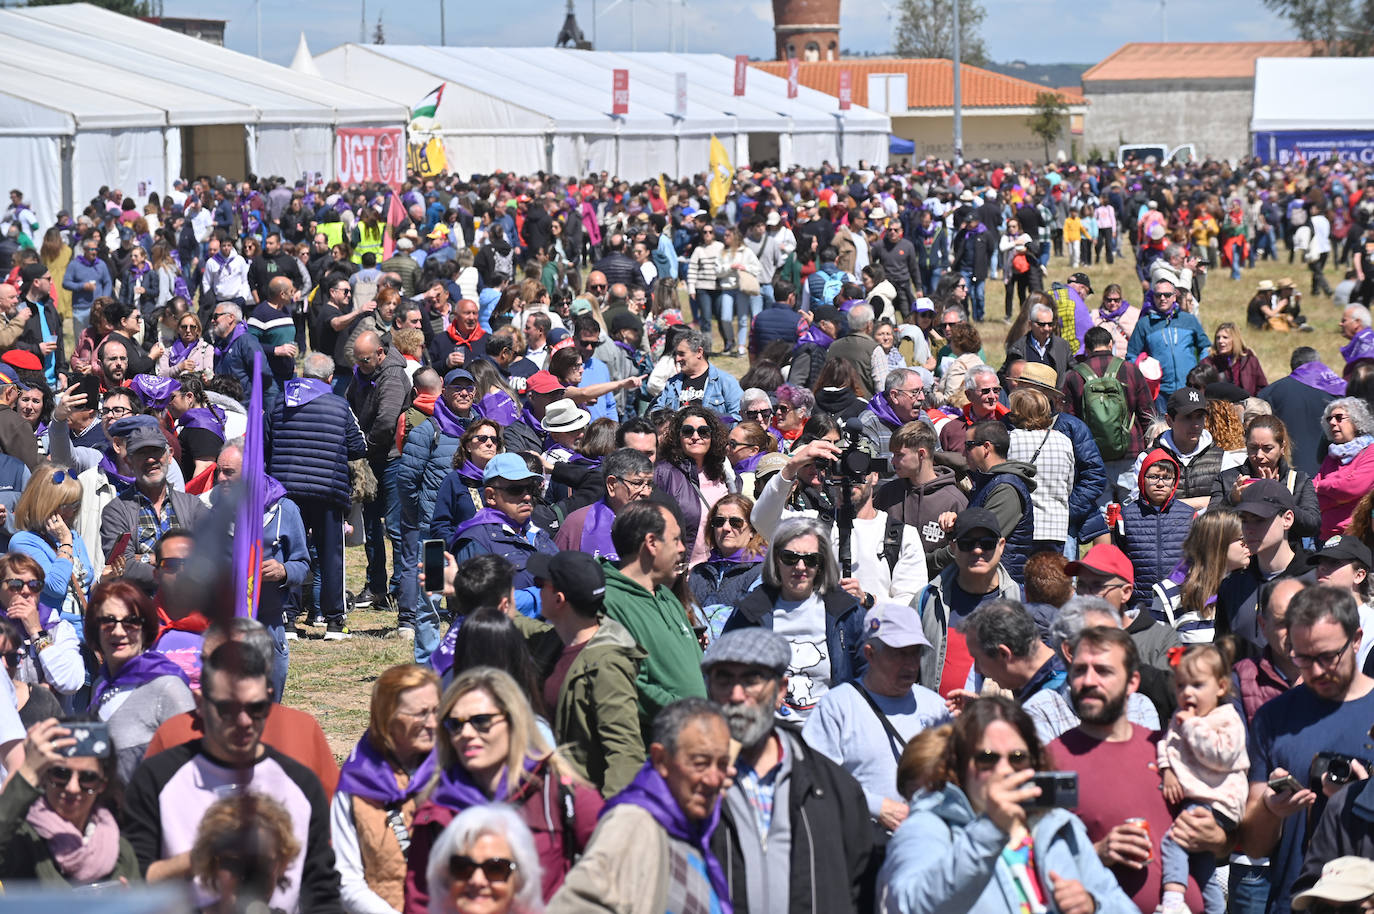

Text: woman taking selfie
xmin=879 ymin=697 xmax=1133 ymax=914
xmin=0 ymin=717 xmax=138 ymax=886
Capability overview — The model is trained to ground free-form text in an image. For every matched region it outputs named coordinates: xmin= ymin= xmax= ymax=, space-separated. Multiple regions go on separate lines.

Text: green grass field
xmin=289 ymin=248 xmax=1353 ymax=761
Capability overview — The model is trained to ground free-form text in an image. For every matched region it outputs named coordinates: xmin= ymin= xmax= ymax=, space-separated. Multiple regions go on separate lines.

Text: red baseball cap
xmin=526 ymin=371 xmax=564 ymax=395
xmin=1 ymin=350 xmax=42 ymax=372
xmin=1064 ymin=544 xmax=1134 ymax=585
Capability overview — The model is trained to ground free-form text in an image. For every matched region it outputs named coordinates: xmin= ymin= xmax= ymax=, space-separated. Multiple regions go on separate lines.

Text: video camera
xmin=817 ymin=418 xmax=887 ymax=487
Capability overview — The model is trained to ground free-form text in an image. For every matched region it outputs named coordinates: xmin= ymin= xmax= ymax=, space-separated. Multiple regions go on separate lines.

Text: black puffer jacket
xmin=711 ymin=725 xmax=877 ymax=914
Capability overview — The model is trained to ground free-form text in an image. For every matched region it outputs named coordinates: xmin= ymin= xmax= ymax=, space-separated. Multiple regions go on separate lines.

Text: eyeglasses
xmin=96 ymin=615 xmax=139 ymax=634
xmin=890 ymin=387 xmax=925 ymax=400
xmin=727 ymin=438 xmax=755 ymax=450
xmin=707 ymin=666 xmax=775 ymax=691
xmin=468 ymin=434 xmax=498 ymax=445
xmin=744 ymin=407 xmax=773 ymax=421
xmin=100 ymin=406 xmax=133 ymax=418
xmin=177 ymin=322 xmax=199 ymax=331
xmin=774 ymin=404 xmax=793 ymax=415
xmin=443 ymin=712 xmax=507 ymax=735
xmin=1033 ymin=320 xmax=1056 ymax=328
xmin=612 ymin=476 xmax=653 ymax=493
xmin=157 ymin=557 xmax=186 ymax=572
xmin=494 ymin=483 xmax=540 ymax=499
xmin=680 ymin=424 xmax=712 ymax=439
xmin=588 ymin=284 xmax=607 ymax=292
xmin=711 ymin=515 xmax=747 ymax=531
xmin=1290 ymin=636 xmax=1353 ymax=669
xmin=1102 ymin=297 xmax=1122 ymax=304
xmin=972 ymin=749 xmax=1033 ymax=772
xmin=212 ymin=311 xmax=232 ymax=320
xmin=449 ymin=855 xmax=518 ymax=883
xmin=977 ymin=386 xmax=1002 ymax=397
xmin=956 ymin=536 xmax=999 ymax=553
xmin=1155 ymin=291 xmax=1177 ymax=299
xmin=1327 ymin=413 xmax=1352 ymax=425
xmin=3 ymin=579 xmax=40 ymax=594
xmin=45 ymin=766 xmax=105 ymax=794
xmin=779 ymin=549 xmax=821 ymax=569
xmin=1143 ymin=473 xmax=1176 ymax=485
xmin=576 ymin=338 xmax=598 ymax=348
xmin=205 ymin=696 xmax=272 ymax=720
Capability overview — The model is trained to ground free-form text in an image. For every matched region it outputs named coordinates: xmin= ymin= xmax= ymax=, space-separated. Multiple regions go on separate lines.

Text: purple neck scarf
xmin=1098 ymin=298 xmax=1131 ymax=322
xmin=734 ymin=451 xmax=764 ymax=475
xmin=795 ymin=324 xmax=834 ymax=351
xmin=98 ymin=450 xmax=134 ymax=488
xmin=213 ymin=321 xmax=246 ymax=359
xmin=476 ymin=391 xmax=521 ymax=427
xmin=179 ymin=407 xmax=226 ymax=440
xmin=708 ymin=546 xmax=763 ymax=565
xmin=603 ymin=762 xmax=732 ymax=914
xmin=427 ymin=756 xmax=540 ymax=810
xmin=337 ymin=735 xmax=436 ymax=807
xmin=169 ymin=336 xmax=201 ymax=364
xmin=581 ymin=500 xmax=619 ymax=560
xmin=1341 ymin=327 xmax=1374 ymax=365
xmin=458 ymin=460 xmax=486 ymax=484
xmin=518 ymin=405 xmax=545 ymax=433
xmin=865 ymin=393 xmax=904 ymax=429
xmin=1289 ymin=361 xmax=1347 ymax=396
xmin=89 ymin=650 xmax=189 ymax=709
xmin=453 ymin=507 xmax=527 ymax=542
xmin=432 ymin=395 xmax=467 ymax=438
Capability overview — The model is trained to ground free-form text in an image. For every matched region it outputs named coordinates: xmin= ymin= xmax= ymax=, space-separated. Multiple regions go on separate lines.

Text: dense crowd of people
xmin=0 ymin=149 xmax=1370 ymax=914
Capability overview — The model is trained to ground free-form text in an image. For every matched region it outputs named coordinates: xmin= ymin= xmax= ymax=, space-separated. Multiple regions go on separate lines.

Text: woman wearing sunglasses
xmin=720 ymin=517 xmax=865 ymax=720
xmin=425 ymin=805 xmax=543 ymax=914
xmin=333 ymin=664 xmax=442 ymax=913
xmin=654 ymin=406 xmax=732 ymax=568
xmin=0 ymin=716 xmax=138 ymax=886
xmin=431 ymin=420 xmax=505 ymax=545
xmin=689 ymin=495 xmax=767 ymax=643
xmin=10 ymin=464 xmax=95 ymax=634
xmin=404 ymin=667 xmax=601 ymax=914
xmin=84 ymin=580 xmax=192 ymax=784
xmin=880 ymin=697 xmax=1133 ymax=914
xmin=724 ymin=419 xmax=776 ymax=500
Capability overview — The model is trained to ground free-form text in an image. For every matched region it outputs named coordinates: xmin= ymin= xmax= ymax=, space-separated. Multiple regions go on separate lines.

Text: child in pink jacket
xmin=1157 ymin=644 xmax=1249 ymax=914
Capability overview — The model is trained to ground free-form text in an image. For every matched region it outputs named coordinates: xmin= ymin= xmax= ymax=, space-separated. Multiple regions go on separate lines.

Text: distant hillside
xmin=981 ymin=60 xmax=1090 ymax=89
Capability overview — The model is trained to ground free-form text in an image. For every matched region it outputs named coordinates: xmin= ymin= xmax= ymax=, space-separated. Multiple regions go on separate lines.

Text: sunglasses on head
xmin=443 ymin=712 xmax=506 ymax=735
xmin=956 ymin=536 xmax=998 ymax=553
xmin=681 ymin=424 xmax=712 ymax=439
xmin=711 ymin=515 xmax=746 ymax=531
xmin=449 ymin=855 xmax=518 ymax=883
xmin=45 ymin=766 xmax=105 ymax=794
xmin=972 ymin=749 xmax=1032 ymax=772
xmin=3 ymin=579 xmax=40 ymax=594
xmin=779 ymin=549 xmax=821 ymax=569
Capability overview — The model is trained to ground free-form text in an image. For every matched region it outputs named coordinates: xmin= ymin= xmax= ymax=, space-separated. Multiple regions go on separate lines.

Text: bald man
xmin=249 ymin=275 xmax=299 ymax=385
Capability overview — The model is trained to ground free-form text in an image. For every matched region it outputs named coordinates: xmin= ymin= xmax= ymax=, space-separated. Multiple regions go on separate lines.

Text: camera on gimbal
xmin=818 ymin=418 xmax=888 ymax=487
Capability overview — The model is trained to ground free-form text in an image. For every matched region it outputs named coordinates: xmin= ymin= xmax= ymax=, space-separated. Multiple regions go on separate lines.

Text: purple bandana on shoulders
xmin=337 ymin=735 xmax=436 ymax=807
xmin=1341 ymin=327 xmax=1374 ymax=365
xmin=89 ymin=650 xmax=189 ymax=710
xmin=581 ymin=500 xmax=618 ymax=560
xmin=178 ymin=407 xmax=226 ymax=440
xmin=98 ymin=450 xmax=134 ymax=488
xmin=1099 ymin=298 xmax=1131 ymax=322
xmin=603 ymin=762 xmax=732 ymax=914
xmin=708 ymin=547 xmax=763 ymax=565
xmin=452 ymin=507 xmax=526 ymax=544
xmin=794 ymin=324 xmax=834 ymax=351
xmin=1289 ymin=361 xmax=1347 ymax=396
xmin=457 ymin=460 xmax=485 ymax=485
xmin=169 ymin=337 xmax=199 ymax=364
xmin=865 ymin=393 xmax=903 ymax=429
xmin=432 ymin=396 xmax=468 ymax=438
xmin=734 ymin=452 xmax=764 ymax=475
xmin=427 ymin=756 xmax=540 ymax=810
xmin=476 ymin=391 xmax=520 ymax=427
xmin=213 ymin=321 xmax=246 ymax=359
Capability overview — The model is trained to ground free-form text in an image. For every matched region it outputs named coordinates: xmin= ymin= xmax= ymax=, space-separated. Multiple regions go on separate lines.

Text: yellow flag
xmin=658 ymin=172 xmax=669 ymax=205
xmin=708 ymin=135 xmax=733 ymax=217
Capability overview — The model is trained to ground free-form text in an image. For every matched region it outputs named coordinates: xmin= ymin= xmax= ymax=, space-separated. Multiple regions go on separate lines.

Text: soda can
xmin=1125 ymin=817 xmax=1153 ymax=862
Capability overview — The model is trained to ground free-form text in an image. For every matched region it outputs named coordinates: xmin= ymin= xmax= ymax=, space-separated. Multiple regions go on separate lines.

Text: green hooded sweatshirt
xmin=598 ymin=558 xmax=706 ymax=735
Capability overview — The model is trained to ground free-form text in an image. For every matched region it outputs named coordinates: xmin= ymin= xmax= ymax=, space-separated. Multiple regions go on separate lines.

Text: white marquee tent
xmin=311 ymin=45 xmax=892 ymax=178
xmin=1251 ymin=57 xmax=1374 ymax=163
xmin=0 ymin=3 xmax=406 ymax=229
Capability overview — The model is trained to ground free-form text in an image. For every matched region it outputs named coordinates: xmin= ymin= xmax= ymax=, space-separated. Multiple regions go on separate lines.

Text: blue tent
xmin=889 ymin=134 xmax=915 ymax=156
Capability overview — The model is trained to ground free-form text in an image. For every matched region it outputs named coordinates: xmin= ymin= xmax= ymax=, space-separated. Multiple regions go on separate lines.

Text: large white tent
xmin=311 ymin=45 xmax=891 ymax=178
xmin=0 ymin=3 xmax=406 ymax=229
xmin=1251 ymin=57 xmax=1374 ymax=164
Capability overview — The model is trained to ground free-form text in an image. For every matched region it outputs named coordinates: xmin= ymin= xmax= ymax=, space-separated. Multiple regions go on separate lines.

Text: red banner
xmin=734 ymin=55 xmax=748 ymax=96
xmin=612 ymin=69 xmax=629 ymax=115
xmin=336 ymin=127 xmax=404 ymax=185
xmin=787 ymin=59 xmax=799 ymax=99
xmin=838 ymin=69 xmax=852 ymax=110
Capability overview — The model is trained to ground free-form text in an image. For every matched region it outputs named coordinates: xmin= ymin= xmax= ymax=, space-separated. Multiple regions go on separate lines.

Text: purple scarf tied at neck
xmin=1289 ymin=360 xmax=1347 ymax=396
xmin=452 ymin=507 xmax=528 ymax=545
xmin=794 ymin=324 xmax=834 ymax=351
xmin=427 ymin=756 xmax=541 ymax=811
xmin=602 ymin=762 xmax=732 ymax=914
xmin=733 ymin=451 xmax=764 ymax=475
xmin=1098 ymin=297 xmax=1131 ymax=322
xmin=337 ymin=735 xmax=436 ymax=807
xmin=26 ymin=799 xmax=120 ymax=883
xmin=179 ymin=407 xmax=225 ymax=440
xmin=1341 ymin=327 xmax=1374 ymax=365
xmin=580 ymin=500 xmax=618 ymax=560
xmin=866 ymin=392 xmax=904 ymax=429
xmin=89 ymin=650 xmax=189 ymax=710
xmin=169 ymin=336 xmax=201 ymax=364
xmin=457 ymin=460 xmax=486 ymax=484
xmin=432 ymin=395 xmax=468 ymax=438
xmin=98 ymin=449 xmax=134 ymax=488
xmin=213 ymin=321 xmax=246 ymax=358
xmin=708 ymin=546 xmax=763 ymax=565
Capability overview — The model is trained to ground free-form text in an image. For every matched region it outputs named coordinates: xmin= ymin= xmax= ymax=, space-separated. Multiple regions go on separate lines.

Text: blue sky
xmin=167 ymin=0 xmax=1293 ymax=68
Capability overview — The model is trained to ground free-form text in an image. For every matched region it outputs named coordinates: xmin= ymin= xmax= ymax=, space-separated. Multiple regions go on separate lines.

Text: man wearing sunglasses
xmin=125 ymin=639 xmax=343 ymax=912
xmin=915 ymin=508 xmax=1021 ymax=696
xmin=451 ymin=453 xmax=557 ymax=619
xmin=1006 ymin=301 xmax=1073 ymax=385
xmin=1125 ymin=278 xmax=1209 ymax=411
xmin=937 ymin=366 xmax=1010 ymax=455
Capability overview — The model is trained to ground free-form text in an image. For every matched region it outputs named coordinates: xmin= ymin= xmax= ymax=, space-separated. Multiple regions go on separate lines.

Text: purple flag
xmin=232 ymin=351 xmax=266 ymax=619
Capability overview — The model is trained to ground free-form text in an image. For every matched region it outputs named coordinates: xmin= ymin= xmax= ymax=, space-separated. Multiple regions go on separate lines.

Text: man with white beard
xmin=700 ymin=628 xmax=876 ymax=914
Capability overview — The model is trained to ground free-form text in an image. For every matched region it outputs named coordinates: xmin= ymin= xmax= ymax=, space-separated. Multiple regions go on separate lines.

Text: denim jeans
xmin=265 ymin=619 xmax=288 ymax=702
xmin=297 ymin=497 xmax=345 ymax=623
xmin=719 ymin=291 xmax=762 ymax=348
xmin=961 ymin=271 xmax=986 ymax=321
xmin=691 ymin=289 xmax=719 ymax=334
xmin=361 ymin=459 xmax=391 ymax=597
xmin=414 ymin=592 xmax=446 ymax=665
xmin=384 ymin=458 xmax=404 ymax=603
xmin=1228 ymin=862 xmax=1270 ymax=914
xmin=1161 ymin=802 xmax=1227 ymax=914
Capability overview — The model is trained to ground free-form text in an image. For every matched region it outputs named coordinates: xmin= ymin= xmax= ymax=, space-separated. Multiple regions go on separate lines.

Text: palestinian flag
xmin=412 ymin=84 xmax=444 ymax=119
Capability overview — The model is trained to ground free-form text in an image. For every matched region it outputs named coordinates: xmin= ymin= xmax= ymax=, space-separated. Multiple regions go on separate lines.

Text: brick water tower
xmin=773 ymin=0 xmax=840 ymax=61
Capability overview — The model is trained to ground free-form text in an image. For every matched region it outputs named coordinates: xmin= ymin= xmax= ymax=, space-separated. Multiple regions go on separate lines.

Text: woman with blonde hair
xmin=333 ymin=664 xmax=442 ymax=913
xmin=9 ymin=464 xmax=94 ymax=621
xmin=1006 ymin=387 xmax=1075 ymax=553
xmin=403 ymin=667 xmax=602 ymax=913
xmin=1150 ymin=509 xmax=1251 ymax=644
xmin=38 ymin=228 xmax=72 ymax=321
xmin=1203 ymin=322 xmax=1268 ymax=396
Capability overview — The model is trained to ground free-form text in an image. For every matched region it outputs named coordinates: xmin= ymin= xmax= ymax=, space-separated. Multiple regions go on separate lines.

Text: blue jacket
xmin=266 ymin=378 xmax=367 ymax=508
xmin=257 ymin=480 xmax=310 ymax=627
xmin=1114 ymin=451 xmax=1197 ymax=613
xmin=723 ymin=584 xmax=866 ymax=697
xmin=880 ymin=784 xmax=1136 ymax=914
xmin=968 ymin=467 xmax=1036 ymax=583
xmin=1126 ymin=306 xmax=1210 ymax=396
xmin=652 ymin=232 xmax=677 ymax=282
xmin=429 ymin=467 xmax=484 ymax=545
xmin=653 ymin=363 xmax=743 ymax=420
xmin=62 ymin=256 xmax=112 ymax=314
xmin=9 ymin=530 xmax=94 ymax=615
xmin=451 ymin=513 xmax=557 ymax=616
xmin=398 ymin=416 xmax=463 ymax=536
xmin=215 ymin=329 xmax=277 ymax=415
xmin=750 ymin=301 xmax=804 ymax=354
xmin=1051 ymin=412 xmax=1107 ymax=531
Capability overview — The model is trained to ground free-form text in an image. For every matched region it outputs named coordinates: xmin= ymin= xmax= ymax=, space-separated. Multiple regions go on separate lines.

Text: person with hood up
xmin=1110 ymin=448 xmax=1198 ymax=614
xmin=1126 ymin=279 xmax=1210 ymax=411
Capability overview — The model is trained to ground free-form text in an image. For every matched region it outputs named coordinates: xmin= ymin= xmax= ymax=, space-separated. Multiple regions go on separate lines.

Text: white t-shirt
xmin=772 ymin=594 xmax=831 ymax=720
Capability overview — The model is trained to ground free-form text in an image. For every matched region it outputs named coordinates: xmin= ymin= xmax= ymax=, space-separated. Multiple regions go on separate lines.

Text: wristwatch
xmin=32 ymin=630 xmax=53 ymax=652
xmin=861 ymin=592 xmax=876 ymax=610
